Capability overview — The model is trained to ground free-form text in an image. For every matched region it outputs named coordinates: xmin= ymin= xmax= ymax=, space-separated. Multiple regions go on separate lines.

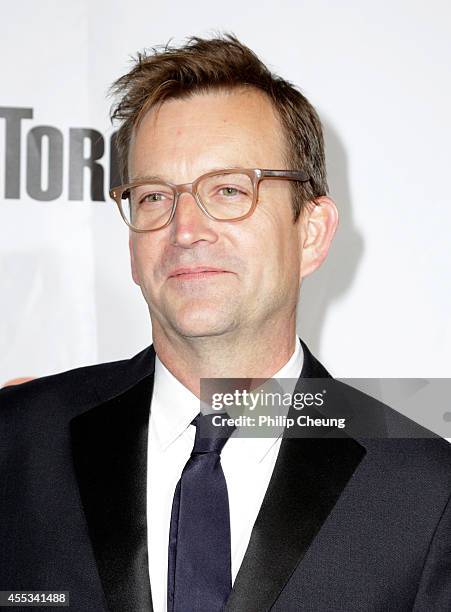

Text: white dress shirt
xmin=147 ymin=337 xmax=304 ymax=612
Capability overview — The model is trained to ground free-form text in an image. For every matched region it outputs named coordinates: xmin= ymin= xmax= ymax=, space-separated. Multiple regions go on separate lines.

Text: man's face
xmin=128 ymin=88 xmax=307 ymax=340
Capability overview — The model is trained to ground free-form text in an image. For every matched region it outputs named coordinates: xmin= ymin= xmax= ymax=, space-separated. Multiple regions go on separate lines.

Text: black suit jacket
xmin=1 ymin=340 xmax=451 ymax=611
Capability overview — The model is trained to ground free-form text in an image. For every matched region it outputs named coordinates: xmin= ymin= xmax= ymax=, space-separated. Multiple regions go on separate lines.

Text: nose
xmin=169 ymin=191 xmax=219 ymax=248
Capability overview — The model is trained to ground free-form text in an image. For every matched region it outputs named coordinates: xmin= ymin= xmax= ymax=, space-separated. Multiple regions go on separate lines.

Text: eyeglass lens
xmin=122 ymin=172 xmax=254 ymax=230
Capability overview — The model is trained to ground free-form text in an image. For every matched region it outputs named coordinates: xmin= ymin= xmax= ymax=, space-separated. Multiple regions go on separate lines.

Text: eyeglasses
xmin=109 ymin=168 xmax=309 ymax=232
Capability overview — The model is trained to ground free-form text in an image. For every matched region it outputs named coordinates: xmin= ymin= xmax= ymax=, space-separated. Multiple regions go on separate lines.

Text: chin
xmin=169 ymin=305 xmax=237 ymax=338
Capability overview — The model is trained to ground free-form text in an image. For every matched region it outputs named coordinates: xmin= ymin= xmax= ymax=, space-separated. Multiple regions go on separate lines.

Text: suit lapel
xmin=70 ymin=347 xmax=156 ymax=612
xmin=70 ymin=340 xmax=366 ymax=612
xmin=225 ymin=340 xmax=367 ymax=612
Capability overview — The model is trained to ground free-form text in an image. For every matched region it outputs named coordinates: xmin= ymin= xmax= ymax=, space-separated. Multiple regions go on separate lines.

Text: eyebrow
xmin=129 ymin=174 xmax=165 ymax=183
xmin=129 ymin=165 xmax=250 ymax=183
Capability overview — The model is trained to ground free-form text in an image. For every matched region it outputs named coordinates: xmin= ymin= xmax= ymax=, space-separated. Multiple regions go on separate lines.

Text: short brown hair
xmin=110 ymin=34 xmax=328 ymax=220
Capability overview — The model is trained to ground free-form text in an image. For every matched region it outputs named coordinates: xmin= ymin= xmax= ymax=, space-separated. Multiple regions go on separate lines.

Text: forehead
xmin=128 ymin=88 xmax=287 ymax=181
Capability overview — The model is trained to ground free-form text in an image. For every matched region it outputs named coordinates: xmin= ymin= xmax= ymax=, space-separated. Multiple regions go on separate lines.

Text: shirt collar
xmin=151 ymin=336 xmax=304 ymax=454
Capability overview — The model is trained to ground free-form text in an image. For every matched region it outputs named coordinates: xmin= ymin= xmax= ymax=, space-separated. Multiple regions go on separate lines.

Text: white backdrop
xmin=1 ymin=0 xmax=450 ymax=383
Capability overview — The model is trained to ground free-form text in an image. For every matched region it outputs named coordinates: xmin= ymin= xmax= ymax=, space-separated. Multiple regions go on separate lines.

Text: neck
xmin=151 ymin=317 xmax=297 ymax=398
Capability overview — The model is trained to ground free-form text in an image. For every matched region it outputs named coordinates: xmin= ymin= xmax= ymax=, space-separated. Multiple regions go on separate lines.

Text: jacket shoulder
xmin=0 ymin=344 xmax=155 ymax=419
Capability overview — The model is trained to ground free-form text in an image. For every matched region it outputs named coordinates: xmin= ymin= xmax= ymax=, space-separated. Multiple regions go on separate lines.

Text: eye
xmin=140 ymin=192 xmax=170 ymax=204
xmin=143 ymin=192 xmax=163 ymax=202
xmin=218 ymin=186 xmax=244 ymax=197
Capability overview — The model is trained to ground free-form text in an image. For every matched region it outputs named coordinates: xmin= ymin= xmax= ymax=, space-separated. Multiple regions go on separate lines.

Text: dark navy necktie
xmin=167 ymin=413 xmax=236 ymax=612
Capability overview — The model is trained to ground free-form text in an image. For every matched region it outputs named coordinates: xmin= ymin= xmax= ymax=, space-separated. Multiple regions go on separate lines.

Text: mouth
xmin=168 ymin=266 xmax=232 ymax=280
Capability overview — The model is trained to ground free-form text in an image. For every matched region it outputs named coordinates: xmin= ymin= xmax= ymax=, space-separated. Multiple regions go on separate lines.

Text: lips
xmin=168 ymin=266 xmax=230 ymax=279
xmin=168 ymin=266 xmax=231 ymax=281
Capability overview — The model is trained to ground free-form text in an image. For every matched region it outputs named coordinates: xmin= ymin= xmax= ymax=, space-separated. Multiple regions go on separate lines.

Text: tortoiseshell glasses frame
xmin=109 ymin=168 xmax=310 ymax=232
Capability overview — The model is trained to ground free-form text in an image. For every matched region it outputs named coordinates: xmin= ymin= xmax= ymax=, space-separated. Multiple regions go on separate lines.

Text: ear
xmin=129 ymin=234 xmax=140 ymax=286
xmin=299 ymin=196 xmax=338 ymax=279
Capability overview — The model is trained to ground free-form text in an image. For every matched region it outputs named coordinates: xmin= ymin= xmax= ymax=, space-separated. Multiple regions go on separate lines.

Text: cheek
xmin=270 ymin=225 xmax=303 ymax=291
xmin=262 ymin=211 xmax=301 ymax=264
xmin=130 ymin=236 xmax=160 ymax=287
xmin=236 ymin=225 xmax=294 ymax=288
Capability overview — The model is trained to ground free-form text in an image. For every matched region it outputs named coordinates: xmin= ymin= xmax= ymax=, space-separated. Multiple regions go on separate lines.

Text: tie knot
xmin=191 ymin=413 xmax=236 ymax=455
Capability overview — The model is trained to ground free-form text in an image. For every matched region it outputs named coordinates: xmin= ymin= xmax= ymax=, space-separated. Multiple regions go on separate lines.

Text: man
xmin=1 ymin=34 xmax=451 ymax=612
